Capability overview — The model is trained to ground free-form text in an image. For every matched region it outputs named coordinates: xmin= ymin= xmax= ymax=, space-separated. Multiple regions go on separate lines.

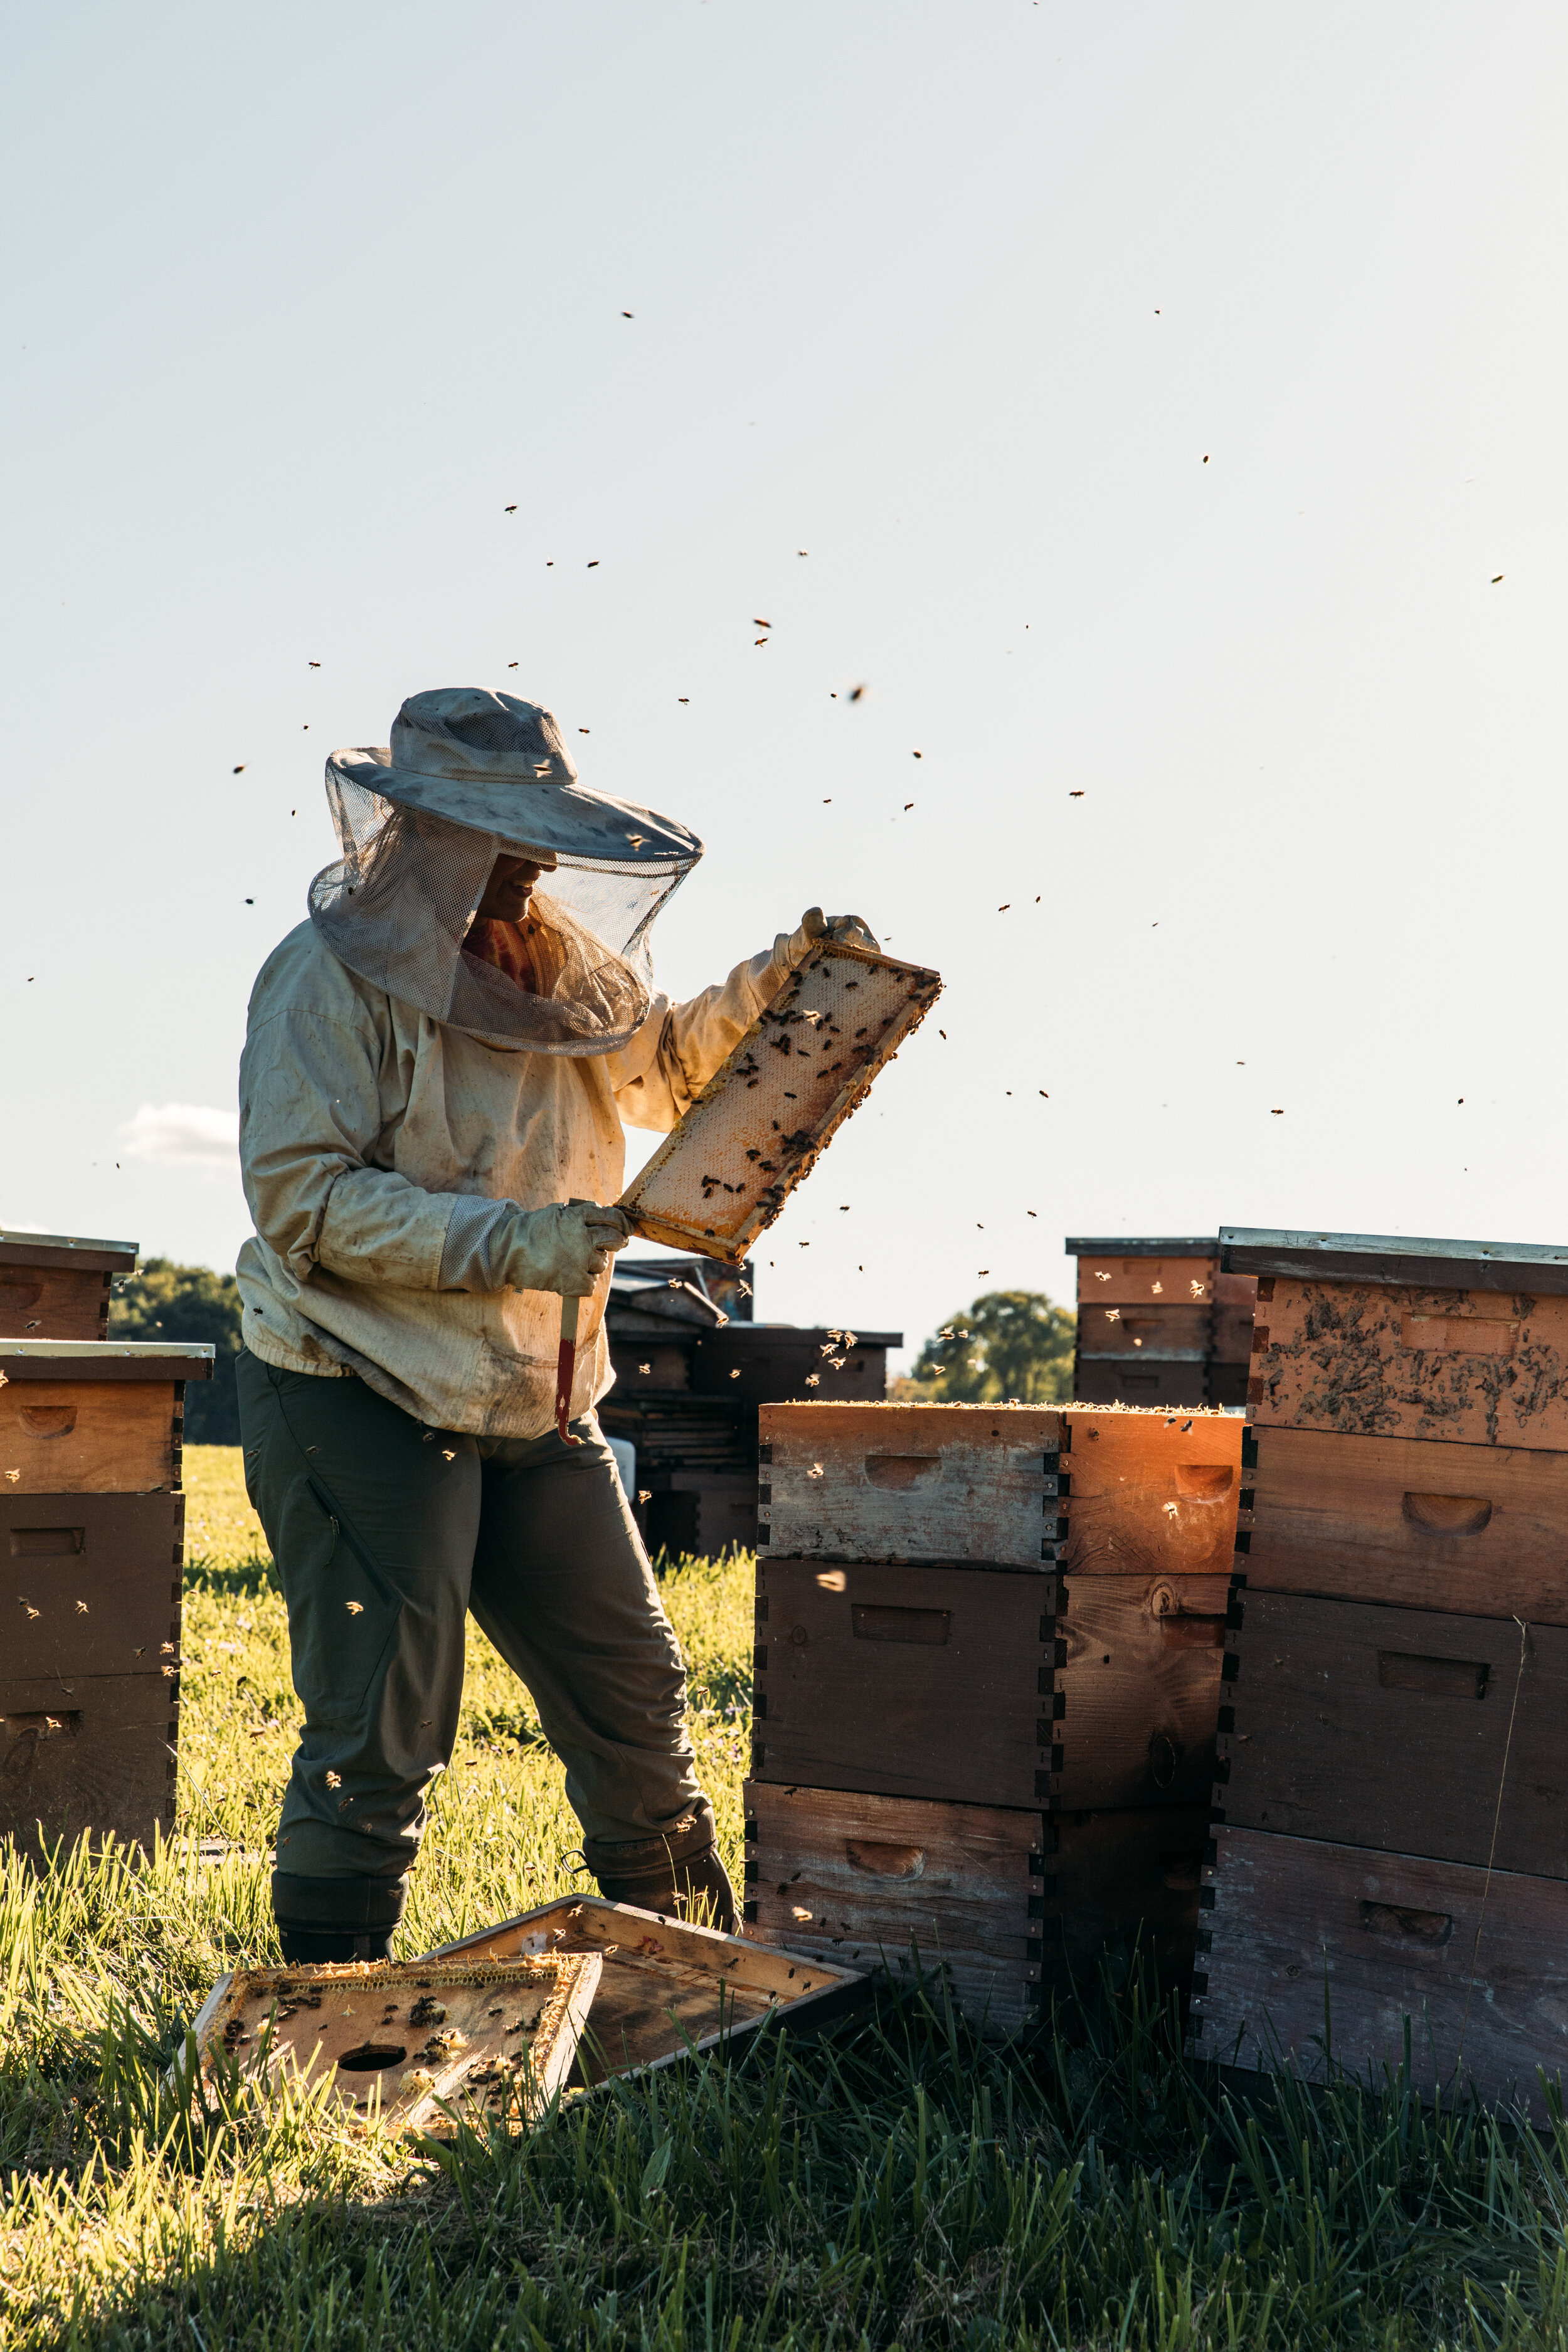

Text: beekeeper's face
xmin=477 ymin=852 xmax=556 ymax=922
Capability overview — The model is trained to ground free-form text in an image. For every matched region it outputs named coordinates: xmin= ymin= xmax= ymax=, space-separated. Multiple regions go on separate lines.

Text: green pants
xmin=236 ymin=1351 xmax=704 ymax=1936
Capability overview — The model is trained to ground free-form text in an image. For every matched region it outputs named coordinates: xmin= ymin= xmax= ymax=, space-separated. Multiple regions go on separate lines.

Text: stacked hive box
xmin=1191 ymin=1227 xmax=1568 ymax=2112
xmin=745 ymin=1400 xmax=1242 ymax=2033
xmin=0 ymin=1224 xmax=132 ymax=1339
xmin=1067 ymin=1237 xmax=1257 ymax=1411
xmin=0 ymin=1229 xmax=212 ymax=1862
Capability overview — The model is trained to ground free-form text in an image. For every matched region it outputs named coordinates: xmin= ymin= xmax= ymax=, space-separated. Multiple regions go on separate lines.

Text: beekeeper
xmin=235 ymin=686 xmax=875 ymax=1964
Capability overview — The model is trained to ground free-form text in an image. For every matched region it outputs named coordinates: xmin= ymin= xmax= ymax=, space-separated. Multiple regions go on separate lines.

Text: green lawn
xmin=3 ymin=1449 xmax=1567 ymax=2348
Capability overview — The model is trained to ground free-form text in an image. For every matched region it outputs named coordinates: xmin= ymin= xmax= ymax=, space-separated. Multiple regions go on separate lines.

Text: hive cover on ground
xmin=188 ymin=1952 xmax=601 ymax=2131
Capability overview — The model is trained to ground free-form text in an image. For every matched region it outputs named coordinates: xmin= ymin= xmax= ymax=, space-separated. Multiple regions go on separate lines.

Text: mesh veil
xmin=310 ymin=766 xmax=692 ymax=1054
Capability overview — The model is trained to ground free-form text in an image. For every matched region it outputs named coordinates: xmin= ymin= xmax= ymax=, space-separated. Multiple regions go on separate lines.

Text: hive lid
xmin=1220 ymin=1226 xmax=1568 ymax=1294
xmin=0 ymin=1229 xmax=137 ymax=1274
xmin=423 ymin=1894 xmax=872 ymax=2081
xmin=186 ymin=1951 xmax=601 ymax=2133
xmin=1064 ymin=1236 xmax=1217 ymax=1258
xmin=607 ymin=1276 xmax=728 ymax=1329
xmin=0 ymin=1340 xmax=215 ymax=1379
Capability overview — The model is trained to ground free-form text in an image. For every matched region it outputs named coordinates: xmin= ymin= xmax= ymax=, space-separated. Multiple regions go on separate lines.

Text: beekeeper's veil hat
xmin=309 ymin=687 xmax=703 ymax=1052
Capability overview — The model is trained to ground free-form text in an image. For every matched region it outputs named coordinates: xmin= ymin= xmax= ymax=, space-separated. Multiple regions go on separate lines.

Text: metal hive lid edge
xmin=1064 ymin=1236 xmax=1217 ymax=1257
xmin=0 ymin=1339 xmax=216 ymax=1359
xmin=1220 ymin=1225 xmax=1568 ymax=1292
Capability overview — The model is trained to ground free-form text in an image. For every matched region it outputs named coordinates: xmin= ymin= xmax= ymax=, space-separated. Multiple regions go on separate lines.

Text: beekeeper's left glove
xmin=782 ymin=907 xmax=880 ymax=966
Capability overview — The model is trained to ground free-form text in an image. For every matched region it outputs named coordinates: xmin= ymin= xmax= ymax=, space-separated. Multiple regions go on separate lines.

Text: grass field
xmin=5 ymin=1449 xmax=1568 ymax=2348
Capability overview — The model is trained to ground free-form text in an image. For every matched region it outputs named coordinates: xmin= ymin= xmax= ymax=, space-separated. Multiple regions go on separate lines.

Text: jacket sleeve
xmin=240 ymin=1005 xmax=457 ymax=1290
xmin=607 ymin=935 xmax=793 ymax=1133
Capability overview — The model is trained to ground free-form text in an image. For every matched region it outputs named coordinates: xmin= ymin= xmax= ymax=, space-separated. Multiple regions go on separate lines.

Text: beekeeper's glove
xmin=496 ymin=1199 xmax=632 ymax=1296
xmin=783 ymin=907 xmax=881 ymax=965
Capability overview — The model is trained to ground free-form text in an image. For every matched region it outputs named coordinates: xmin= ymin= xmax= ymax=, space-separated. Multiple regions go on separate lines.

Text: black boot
xmin=585 ymin=1799 xmax=740 ymax=1934
xmin=278 ymin=1926 xmax=395 ymax=1965
xmin=273 ymin=1871 xmax=406 ymax=1967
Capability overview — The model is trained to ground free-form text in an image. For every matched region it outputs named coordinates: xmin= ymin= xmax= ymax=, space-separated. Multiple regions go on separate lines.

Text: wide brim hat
xmin=327 ymin=686 xmax=702 ymax=871
xmin=310 ymin=687 xmax=703 ymax=1053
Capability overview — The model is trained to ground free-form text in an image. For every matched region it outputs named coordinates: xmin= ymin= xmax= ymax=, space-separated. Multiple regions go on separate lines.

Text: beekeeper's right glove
xmin=495 ymin=1199 xmax=632 ymax=1297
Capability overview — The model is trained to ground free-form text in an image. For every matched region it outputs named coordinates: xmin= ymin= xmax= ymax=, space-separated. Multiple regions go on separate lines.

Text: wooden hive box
xmin=760 ymin=1401 xmax=1241 ymax=1579
xmin=1069 ymin=1237 xmax=1217 ymax=1411
xmin=1224 ymin=1225 xmax=1568 ymax=1449
xmin=0 ymin=1339 xmax=211 ymax=1493
xmin=1191 ymin=1825 xmax=1568 ymax=2116
xmin=744 ymin=1781 xmax=1044 ymax=2034
xmin=1196 ymin=1226 xmax=1568 ymax=2105
xmin=750 ymin=1404 xmax=1242 ymax=2018
xmin=1216 ymin=1591 xmax=1565 ymax=1876
xmin=3 ymin=1490 xmax=184 ymax=1675
xmin=0 ymin=1339 xmax=212 ymax=1860
xmin=0 ymin=1228 xmax=136 ymax=1343
xmin=1080 ymin=1304 xmax=1213 ymax=1362
xmin=758 ymin=1401 xmax=1064 ymax=1569
xmin=1068 ymin=1237 xmax=1257 ymax=1410
xmin=1236 ymin=1422 xmax=1568 ymax=1620
xmin=751 ymin=1557 xmax=1229 ymax=1813
xmin=744 ymin=1783 xmax=1210 ymax=2033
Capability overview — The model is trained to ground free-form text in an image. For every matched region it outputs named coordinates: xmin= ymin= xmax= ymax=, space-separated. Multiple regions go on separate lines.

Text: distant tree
xmin=906 ymin=1289 xmax=1076 ymax=1404
xmin=109 ymin=1259 xmax=244 ymax=1443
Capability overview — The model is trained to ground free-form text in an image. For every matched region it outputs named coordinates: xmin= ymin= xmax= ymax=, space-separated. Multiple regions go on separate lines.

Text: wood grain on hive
xmin=1236 ymin=1426 xmax=1568 ymax=1620
xmin=751 ymin=1558 xmax=1227 ymax=1811
xmin=743 ymin=1781 xmax=1044 ymax=2036
xmin=744 ymin=1783 xmax=1211 ymax=2030
xmin=0 ymin=1227 xmax=136 ymax=1343
xmin=0 ymin=1337 xmax=212 ymax=1862
xmin=758 ymin=1401 xmax=1063 ymax=1567
xmin=748 ymin=1402 xmax=1244 ymax=2026
xmin=1237 ymin=1226 xmax=1568 ymax=1449
xmin=760 ymin=1401 xmax=1241 ymax=1579
xmin=1194 ymin=1227 xmax=1568 ymax=2108
xmin=1191 ymin=1825 xmax=1568 ymax=2116
xmin=1216 ymin=1592 xmax=1564 ymax=1877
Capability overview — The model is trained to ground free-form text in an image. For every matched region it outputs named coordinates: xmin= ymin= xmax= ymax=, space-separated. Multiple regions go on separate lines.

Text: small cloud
xmin=116 ymin=1102 xmax=239 ymax=1170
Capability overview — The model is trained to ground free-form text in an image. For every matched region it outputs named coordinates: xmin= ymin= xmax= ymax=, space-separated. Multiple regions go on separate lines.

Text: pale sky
xmin=4 ymin=4 xmax=1565 ymax=1367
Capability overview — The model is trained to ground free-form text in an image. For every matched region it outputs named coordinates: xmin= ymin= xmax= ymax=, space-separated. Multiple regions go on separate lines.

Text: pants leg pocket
xmin=276 ymin=1471 xmax=403 ymax=1724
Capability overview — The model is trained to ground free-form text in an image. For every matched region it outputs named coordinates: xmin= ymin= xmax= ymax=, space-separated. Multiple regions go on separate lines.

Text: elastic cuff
xmin=437 ymin=1193 xmax=516 ymax=1291
xmin=272 ymin=1871 xmax=408 ymax=1936
xmin=581 ymin=1796 xmax=716 ymax=1879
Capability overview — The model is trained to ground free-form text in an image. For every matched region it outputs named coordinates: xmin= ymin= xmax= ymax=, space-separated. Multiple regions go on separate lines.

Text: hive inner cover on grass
xmin=425 ymin=1895 xmax=871 ymax=2081
xmin=193 ymin=1952 xmax=600 ymax=2129
xmin=620 ymin=938 xmax=941 ymax=1262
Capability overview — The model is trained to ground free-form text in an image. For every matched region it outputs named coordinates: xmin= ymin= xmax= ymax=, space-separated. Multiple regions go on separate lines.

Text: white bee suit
xmin=236 ymin=914 xmax=795 ymax=1435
